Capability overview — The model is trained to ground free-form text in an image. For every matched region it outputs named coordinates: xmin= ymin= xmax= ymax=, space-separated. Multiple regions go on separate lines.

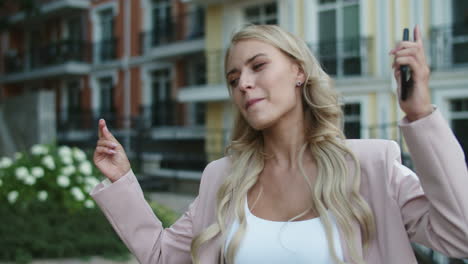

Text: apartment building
xmin=0 ymin=0 xmax=467 ymax=185
xmin=0 ymin=0 xmax=207 ymax=186
xmin=184 ymin=0 xmax=468 ymax=167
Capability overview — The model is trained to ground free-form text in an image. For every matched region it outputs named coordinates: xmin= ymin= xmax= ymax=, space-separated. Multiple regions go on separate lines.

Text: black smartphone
xmin=400 ymin=28 xmax=412 ymax=101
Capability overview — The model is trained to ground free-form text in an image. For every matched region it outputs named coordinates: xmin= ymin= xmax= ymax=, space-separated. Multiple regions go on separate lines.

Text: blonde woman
xmin=91 ymin=25 xmax=468 ymax=264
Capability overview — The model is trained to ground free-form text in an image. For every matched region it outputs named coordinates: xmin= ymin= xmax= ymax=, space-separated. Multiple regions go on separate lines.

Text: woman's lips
xmin=245 ymin=98 xmax=265 ymax=109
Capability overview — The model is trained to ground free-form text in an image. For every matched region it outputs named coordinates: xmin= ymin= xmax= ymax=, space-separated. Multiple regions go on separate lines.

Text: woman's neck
xmin=262 ymin=113 xmax=308 ymax=169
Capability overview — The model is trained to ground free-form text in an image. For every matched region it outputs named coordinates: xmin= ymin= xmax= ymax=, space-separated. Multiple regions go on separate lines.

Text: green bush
xmin=151 ymin=201 xmax=180 ymax=228
xmin=0 ymin=144 xmax=179 ymax=263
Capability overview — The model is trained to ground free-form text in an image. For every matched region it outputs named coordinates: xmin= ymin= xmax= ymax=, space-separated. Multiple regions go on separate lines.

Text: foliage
xmin=0 ymin=144 xmax=179 ymax=263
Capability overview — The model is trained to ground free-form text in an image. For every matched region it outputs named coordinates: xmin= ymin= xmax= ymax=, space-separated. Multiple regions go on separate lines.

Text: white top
xmin=225 ymin=199 xmax=344 ymax=264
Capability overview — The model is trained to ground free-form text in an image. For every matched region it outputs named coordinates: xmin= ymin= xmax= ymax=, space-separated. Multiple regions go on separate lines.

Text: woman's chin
xmin=246 ymin=117 xmax=275 ymax=131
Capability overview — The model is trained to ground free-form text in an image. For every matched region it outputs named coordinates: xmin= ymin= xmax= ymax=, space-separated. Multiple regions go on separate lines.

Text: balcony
xmin=430 ymin=22 xmax=468 ymax=70
xmin=30 ymin=40 xmax=91 ymax=69
xmin=139 ymin=102 xmax=205 ymax=138
xmin=8 ymin=0 xmax=90 ymax=24
xmin=1 ymin=40 xmax=91 ymax=83
xmin=139 ymin=9 xmax=205 ymax=57
xmin=309 ymin=37 xmax=372 ymax=78
xmin=94 ymin=37 xmax=118 ymax=63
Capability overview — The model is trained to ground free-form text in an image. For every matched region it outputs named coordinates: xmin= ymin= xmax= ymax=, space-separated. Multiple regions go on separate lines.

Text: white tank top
xmin=225 ymin=199 xmax=344 ymax=264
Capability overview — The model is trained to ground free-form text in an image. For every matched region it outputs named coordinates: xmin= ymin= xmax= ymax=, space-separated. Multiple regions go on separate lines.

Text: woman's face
xmin=226 ymin=39 xmax=305 ymax=130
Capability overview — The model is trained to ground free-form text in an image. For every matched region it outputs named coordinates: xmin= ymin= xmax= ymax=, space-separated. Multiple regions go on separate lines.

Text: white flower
xmin=31 ymin=167 xmax=45 ymax=178
xmin=14 ymin=152 xmax=23 ymax=160
xmin=73 ymin=148 xmax=87 ymax=162
xmin=61 ymin=165 xmax=76 ymax=176
xmin=85 ymin=176 xmax=99 ymax=187
xmin=58 ymin=146 xmax=72 ymax=158
xmin=57 ymin=175 xmax=70 ymax=188
xmin=61 ymin=155 xmax=73 ymax=165
xmin=0 ymin=157 xmax=13 ymax=169
xmin=84 ymin=200 xmax=95 ymax=208
xmin=31 ymin=144 xmax=48 ymax=155
xmin=79 ymin=161 xmax=92 ymax=176
xmin=42 ymin=155 xmax=55 ymax=170
xmin=24 ymin=175 xmax=36 ymax=185
xmin=8 ymin=191 xmax=18 ymax=204
xmin=15 ymin=167 xmax=29 ymax=180
xmin=38 ymin=190 xmax=48 ymax=201
xmin=71 ymin=187 xmax=85 ymax=201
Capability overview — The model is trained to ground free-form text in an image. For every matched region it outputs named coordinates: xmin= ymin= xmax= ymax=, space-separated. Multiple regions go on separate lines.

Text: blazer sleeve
xmin=90 ymin=169 xmax=199 ymax=264
xmin=389 ymin=108 xmax=468 ymax=258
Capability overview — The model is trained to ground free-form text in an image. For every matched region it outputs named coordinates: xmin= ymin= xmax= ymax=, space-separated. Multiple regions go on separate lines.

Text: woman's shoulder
xmin=198 ymin=156 xmax=232 ymax=191
xmin=345 ymin=139 xmax=401 ymax=164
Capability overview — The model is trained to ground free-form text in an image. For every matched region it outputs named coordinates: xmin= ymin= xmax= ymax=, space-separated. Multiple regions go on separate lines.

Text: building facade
xmin=0 ymin=0 xmax=467 ymax=185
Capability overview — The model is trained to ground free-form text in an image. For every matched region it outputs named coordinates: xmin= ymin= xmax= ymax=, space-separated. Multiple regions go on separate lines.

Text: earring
xmin=296 ymin=81 xmax=302 ymax=87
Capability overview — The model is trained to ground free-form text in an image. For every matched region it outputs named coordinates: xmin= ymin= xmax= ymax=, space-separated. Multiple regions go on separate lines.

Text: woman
xmin=91 ymin=25 xmax=468 ymax=264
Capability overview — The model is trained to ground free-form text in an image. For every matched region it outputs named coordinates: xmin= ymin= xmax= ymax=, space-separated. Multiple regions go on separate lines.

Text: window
xmin=245 ymin=2 xmax=278 ymax=25
xmin=318 ymin=0 xmax=361 ymax=76
xmin=185 ymin=53 xmax=206 ymax=86
xmin=99 ymin=77 xmax=115 ymax=115
xmin=99 ymin=9 xmax=115 ymax=61
xmin=452 ymin=0 xmax=468 ymax=64
xmin=152 ymin=0 xmax=172 ymax=45
xmin=65 ymin=17 xmax=84 ymax=61
xmin=151 ymin=69 xmax=173 ymax=126
xmin=343 ymin=103 xmax=361 ymax=139
xmin=450 ymin=98 xmax=468 ymax=163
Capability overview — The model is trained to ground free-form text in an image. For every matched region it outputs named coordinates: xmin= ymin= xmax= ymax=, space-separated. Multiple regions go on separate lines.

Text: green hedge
xmin=0 ymin=198 xmax=180 ymax=263
xmin=0 ymin=144 xmax=180 ymax=263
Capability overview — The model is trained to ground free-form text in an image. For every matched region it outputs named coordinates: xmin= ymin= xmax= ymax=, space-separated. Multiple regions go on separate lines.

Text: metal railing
xmin=3 ymin=39 xmax=91 ymax=73
xmin=94 ymin=37 xmax=118 ymax=62
xmin=430 ymin=22 xmax=468 ymax=70
xmin=309 ymin=37 xmax=372 ymax=77
xmin=30 ymin=39 xmax=91 ymax=69
xmin=4 ymin=50 xmax=25 ymax=73
xmin=139 ymin=8 xmax=205 ymax=54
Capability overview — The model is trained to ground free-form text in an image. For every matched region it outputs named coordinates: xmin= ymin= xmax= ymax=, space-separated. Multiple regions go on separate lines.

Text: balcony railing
xmin=430 ymin=22 xmax=468 ymax=70
xmin=3 ymin=40 xmax=91 ymax=74
xmin=57 ymin=108 xmax=123 ymax=132
xmin=140 ymin=8 xmax=205 ymax=54
xmin=309 ymin=37 xmax=372 ymax=77
xmin=30 ymin=39 xmax=91 ymax=69
xmin=4 ymin=51 xmax=25 ymax=74
xmin=94 ymin=37 xmax=118 ymax=62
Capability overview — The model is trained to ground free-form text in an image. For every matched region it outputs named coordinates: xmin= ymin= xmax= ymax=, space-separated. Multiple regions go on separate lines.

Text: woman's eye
xmin=253 ymin=62 xmax=265 ymax=70
xmin=229 ymin=79 xmax=239 ymax=87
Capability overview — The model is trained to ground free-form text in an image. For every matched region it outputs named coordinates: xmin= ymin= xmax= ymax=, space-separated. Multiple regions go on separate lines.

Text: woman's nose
xmin=238 ymin=74 xmax=254 ymax=91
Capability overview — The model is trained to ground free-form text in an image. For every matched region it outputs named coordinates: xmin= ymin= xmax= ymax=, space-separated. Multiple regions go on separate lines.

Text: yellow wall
xmin=205 ymin=4 xmax=227 ymax=161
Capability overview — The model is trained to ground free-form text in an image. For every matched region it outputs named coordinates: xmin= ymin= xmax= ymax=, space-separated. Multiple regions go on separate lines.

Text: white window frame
xmin=316 ymin=0 xmax=363 ymax=77
xmin=243 ymin=1 xmax=278 ymax=25
xmin=342 ymin=95 xmax=369 ymax=139
xmin=89 ymin=70 xmax=118 ymax=114
xmin=141 ymin=62 xmax=173 ymax=107
xmin=91 ymin=1 xmax=118 ymax=63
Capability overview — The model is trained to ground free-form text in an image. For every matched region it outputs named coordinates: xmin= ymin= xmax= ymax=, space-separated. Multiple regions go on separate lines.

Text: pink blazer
xmin=91 ymin=109 xmax=468 ymax=264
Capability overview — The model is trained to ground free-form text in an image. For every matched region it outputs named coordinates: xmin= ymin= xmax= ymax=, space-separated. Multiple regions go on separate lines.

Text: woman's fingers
xmin=98 ymin=119 xmax=118 ymax=142
xmin=97 ymin=139 xmax=118 ymax=149
xmin=95 ymin=146 xmax=117 ymax=155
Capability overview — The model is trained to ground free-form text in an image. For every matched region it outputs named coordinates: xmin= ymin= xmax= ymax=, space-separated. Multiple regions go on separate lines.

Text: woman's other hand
xmin=93 ymin=119 xmax=131 ymax=182
xmin=390 ymin=25 xmax=433 ymax=122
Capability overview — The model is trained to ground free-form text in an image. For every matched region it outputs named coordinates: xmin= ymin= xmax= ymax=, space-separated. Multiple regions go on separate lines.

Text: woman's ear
xmin=296 ymin=66 xmax=306 ymax=86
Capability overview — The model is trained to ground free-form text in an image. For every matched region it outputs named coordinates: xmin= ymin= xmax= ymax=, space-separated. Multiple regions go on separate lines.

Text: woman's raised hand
xmin=93 ymin=119 xmax=131 ymax=182
xmin=390 ymin=25 xmax=433 ymax=122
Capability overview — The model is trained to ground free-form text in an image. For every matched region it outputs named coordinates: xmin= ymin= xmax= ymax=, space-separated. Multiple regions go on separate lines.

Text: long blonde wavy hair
xmin=191 ymin=25 xmax=375 ymax=264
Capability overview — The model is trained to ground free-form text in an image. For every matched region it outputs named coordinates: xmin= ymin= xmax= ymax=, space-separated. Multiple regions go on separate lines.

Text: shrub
xmin=0 ymin=144 xmax=179 ymax=263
